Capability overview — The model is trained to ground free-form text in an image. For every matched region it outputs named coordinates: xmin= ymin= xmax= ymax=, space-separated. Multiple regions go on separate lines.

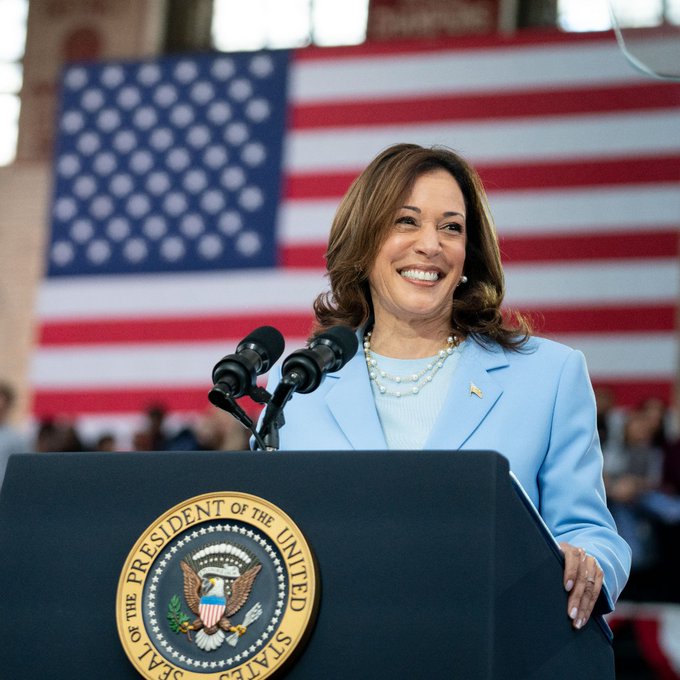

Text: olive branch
xmin=167 ymin=595 xmax=191 ymax=634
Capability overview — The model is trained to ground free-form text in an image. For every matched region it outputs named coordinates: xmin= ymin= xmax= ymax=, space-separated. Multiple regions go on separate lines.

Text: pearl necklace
xmin=363 ymin=330 xmax=459 ymax=397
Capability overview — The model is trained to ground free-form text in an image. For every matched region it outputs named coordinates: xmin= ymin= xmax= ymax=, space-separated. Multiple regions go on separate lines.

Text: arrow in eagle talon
xmin=225 ymin=603 xmax=263 ymax=646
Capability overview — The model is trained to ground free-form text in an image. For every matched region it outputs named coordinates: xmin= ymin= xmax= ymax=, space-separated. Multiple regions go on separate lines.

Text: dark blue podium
xmin=0 ymin=450 xmax=614 ymax=678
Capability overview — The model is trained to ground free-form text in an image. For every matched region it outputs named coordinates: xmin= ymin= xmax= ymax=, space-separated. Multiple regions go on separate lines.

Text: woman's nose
xmin=413 ymin=224 xmax=442 ymax=256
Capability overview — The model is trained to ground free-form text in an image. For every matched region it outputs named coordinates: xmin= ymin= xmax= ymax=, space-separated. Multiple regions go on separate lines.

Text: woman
xmin=265 ymin=143 xmax=631 ymax=629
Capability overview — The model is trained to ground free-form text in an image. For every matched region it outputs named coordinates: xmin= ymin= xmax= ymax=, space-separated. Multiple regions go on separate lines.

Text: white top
xmin=368 ymin=343 xmax=463 ymax=449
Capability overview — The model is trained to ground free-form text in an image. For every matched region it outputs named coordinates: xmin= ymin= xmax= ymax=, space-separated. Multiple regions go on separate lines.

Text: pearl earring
xmin=459 ymin=275 xmax=468 ymax=284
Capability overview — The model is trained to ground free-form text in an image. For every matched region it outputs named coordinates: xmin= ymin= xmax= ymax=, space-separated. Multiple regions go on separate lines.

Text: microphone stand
xmin=256 ymin=372 xmax=304 ymax=451
xmin=208 ymin=383 xmax=269 ymax=451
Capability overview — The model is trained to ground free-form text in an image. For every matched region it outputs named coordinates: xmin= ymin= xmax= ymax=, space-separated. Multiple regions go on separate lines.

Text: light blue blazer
xmin=265 ymin=334 xmax=631 ymax=609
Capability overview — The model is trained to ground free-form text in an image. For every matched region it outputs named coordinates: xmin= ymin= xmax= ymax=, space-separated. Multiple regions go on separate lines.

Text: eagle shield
xmin=199 ymin=593 xmax=226 ymax=629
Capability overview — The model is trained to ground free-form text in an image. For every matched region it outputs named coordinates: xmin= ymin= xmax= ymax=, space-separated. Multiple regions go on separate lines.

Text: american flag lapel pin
xmin=470 ymin=383 xmax=483 ymax=399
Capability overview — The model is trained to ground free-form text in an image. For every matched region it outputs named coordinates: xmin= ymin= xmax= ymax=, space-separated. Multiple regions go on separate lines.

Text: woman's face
xmin=368 ymin=169 xmax=467 ymax=328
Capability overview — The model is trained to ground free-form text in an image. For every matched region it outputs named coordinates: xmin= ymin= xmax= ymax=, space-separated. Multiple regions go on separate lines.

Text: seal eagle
xmin=180 ymin=555 xmax=262 ymax=651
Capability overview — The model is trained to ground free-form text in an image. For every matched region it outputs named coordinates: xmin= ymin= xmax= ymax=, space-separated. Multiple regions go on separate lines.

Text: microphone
xmin=209 ymin=326 xmax=285 ymax=405
xmin=256 ymin=326 xmax=358 ymax=450
xmin=279 ymin=325 xmax=359 ymax=394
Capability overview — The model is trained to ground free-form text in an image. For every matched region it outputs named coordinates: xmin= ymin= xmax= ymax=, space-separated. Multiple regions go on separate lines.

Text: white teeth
xmin=400 ymin=269 xmax=439 ymax=282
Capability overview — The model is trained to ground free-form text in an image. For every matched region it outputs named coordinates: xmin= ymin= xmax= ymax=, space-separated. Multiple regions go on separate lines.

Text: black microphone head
xmin=279 ymin=325 xmax=357 ymax=395
xmin=309 ymin=325 xmax=358 ymax=373
xmin=236 ymin=325 xmax=285 ymax=371
xmin=211 ymin=325 xmax=285 ymax=392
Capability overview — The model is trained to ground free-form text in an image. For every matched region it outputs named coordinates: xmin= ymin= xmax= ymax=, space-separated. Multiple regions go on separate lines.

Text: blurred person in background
xmin=604 ymin=408 xmax=663 ymax=571
xmin=605 ymin=401 xmax=680 ymax=602
xmin=594 ymin=385 xmax=625 ymax=454
xmin=59 ymin=422 xmax=85 ymax=452
xmin=145 ymin=403 xmax=169 ymax=450
xmin=131 ymin=403 xmax=170 ymax=451
xmin=638 ymin=396 xmax=673 ymax=449
xmin=167 ymin=409 xmax=251 ymax=451
xmin=35 ymin=420 xmax=60 ymax=453
xmin=33 ymin=418 xmax=85 ymax=453
xmin=0 ymin=382 xmax=30 ymax=489
xmin=95 ymin=433 xmax=117 ymax=452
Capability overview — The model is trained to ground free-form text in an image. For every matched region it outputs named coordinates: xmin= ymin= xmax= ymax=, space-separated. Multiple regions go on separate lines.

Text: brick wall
xmin=0 ymin=0 xmax=165 ymax=424
xmin=0 ymin=164 xmax=50 ymax=423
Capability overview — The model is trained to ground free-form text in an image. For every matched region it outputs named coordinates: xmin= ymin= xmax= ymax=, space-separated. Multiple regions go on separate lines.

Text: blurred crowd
xmin=30 ymin=403 xmax=253 ymax=454
xmin=2 ymin=377 xmax=680 ymax=603
xmin=596 ymin=388 xmax=680 ymax=603
xmin=0 ymin=380 xmax=251 ymax=486
xmin=68 ymin=405 xmax=249 ymax=454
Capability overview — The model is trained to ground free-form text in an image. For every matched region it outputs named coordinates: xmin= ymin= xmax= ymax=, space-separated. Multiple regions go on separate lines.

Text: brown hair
xmin=312 ymin=143 xmax=530 ymax=349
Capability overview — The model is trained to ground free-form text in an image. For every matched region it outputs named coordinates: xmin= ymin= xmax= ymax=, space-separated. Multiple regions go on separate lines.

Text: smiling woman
xmin=367 ymin=170 xmax=467 ymax=348
xmin=262 ymin=142 xmax=632 ymax=633
xmin=313 ymin=144 xmax=529 ymax=351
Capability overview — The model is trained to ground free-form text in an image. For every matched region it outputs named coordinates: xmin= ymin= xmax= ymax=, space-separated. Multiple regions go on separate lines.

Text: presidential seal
xmin=116 ymin=492 xmax=318 ymax=679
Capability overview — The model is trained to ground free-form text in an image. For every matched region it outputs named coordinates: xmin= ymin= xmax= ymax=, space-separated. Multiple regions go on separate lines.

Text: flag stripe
xmin=527 ymin=305 xmax=676 ymax=334
xmin=35 ymin=261 xmax=679 ymax=320
xmin=477 ymin=156 xmax=680 ymax=191
xmin=590 ymin=381 xmax=674 ymax=408
xmin=504 ymin=260 xmax=678 ymax=306
xmin=292 ymin=82 xmax=680 ymax=128
xmin=282 ymin=229 xmax=679 ymax=268
xmin=30 ymin=333 xmax=675 ymax=389
xmin=556 ymin=333 xmax=676 ymax=378
xmin=290 ymin=35 xmax=677 ymax=102
xmin=31 ymin=388 xmax=251 ymax=417
xmin=36 ymin=302 xmax=676 ymax=349
xmin=284 ymin=156 xmax=680 ymax=199
xmin=499 ymin=230 xmax=678 ymax=262
xmin=285 ymin=112 xmax=680 ymax=174
xmin=32 ymin=340 xmax=308 ymax=388
xmin=31 ymin=378 xmax=674 ymax=416
xmin=38 ymin=313 xmax=316 ymax=346
xmin=36 ymin=270 xmax=327 ymax=320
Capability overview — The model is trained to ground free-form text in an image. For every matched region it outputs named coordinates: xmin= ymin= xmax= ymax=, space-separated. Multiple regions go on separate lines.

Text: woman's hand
xmin=559 ymin=542 xmax=604 ymax=630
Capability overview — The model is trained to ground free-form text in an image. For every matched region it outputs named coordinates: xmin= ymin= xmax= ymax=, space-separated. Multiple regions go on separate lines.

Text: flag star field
xmin=49 ymin=51 xmax=289 ymax=277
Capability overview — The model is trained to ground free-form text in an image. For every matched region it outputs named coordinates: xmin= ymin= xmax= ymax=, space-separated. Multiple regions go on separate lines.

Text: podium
xmin=0 ymin=450 xmax=613 ymax=678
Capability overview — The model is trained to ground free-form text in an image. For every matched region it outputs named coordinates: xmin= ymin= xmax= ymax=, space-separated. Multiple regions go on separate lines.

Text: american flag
xmin=31 ymin=31 xmax=680 ymax=442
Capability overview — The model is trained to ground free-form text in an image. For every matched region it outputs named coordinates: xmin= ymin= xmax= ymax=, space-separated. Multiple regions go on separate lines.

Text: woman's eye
xmin=441 ymin=222 xmax=463 ymax=233
xmin=395 ymin=216 xmax=417 ymax=226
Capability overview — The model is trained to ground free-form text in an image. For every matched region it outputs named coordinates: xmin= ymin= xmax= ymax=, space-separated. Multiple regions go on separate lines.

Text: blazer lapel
xmin=425 ymin=339 xmax=508 ymax=450
xmin=324 ymin=351 xmax=387 ymax=450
